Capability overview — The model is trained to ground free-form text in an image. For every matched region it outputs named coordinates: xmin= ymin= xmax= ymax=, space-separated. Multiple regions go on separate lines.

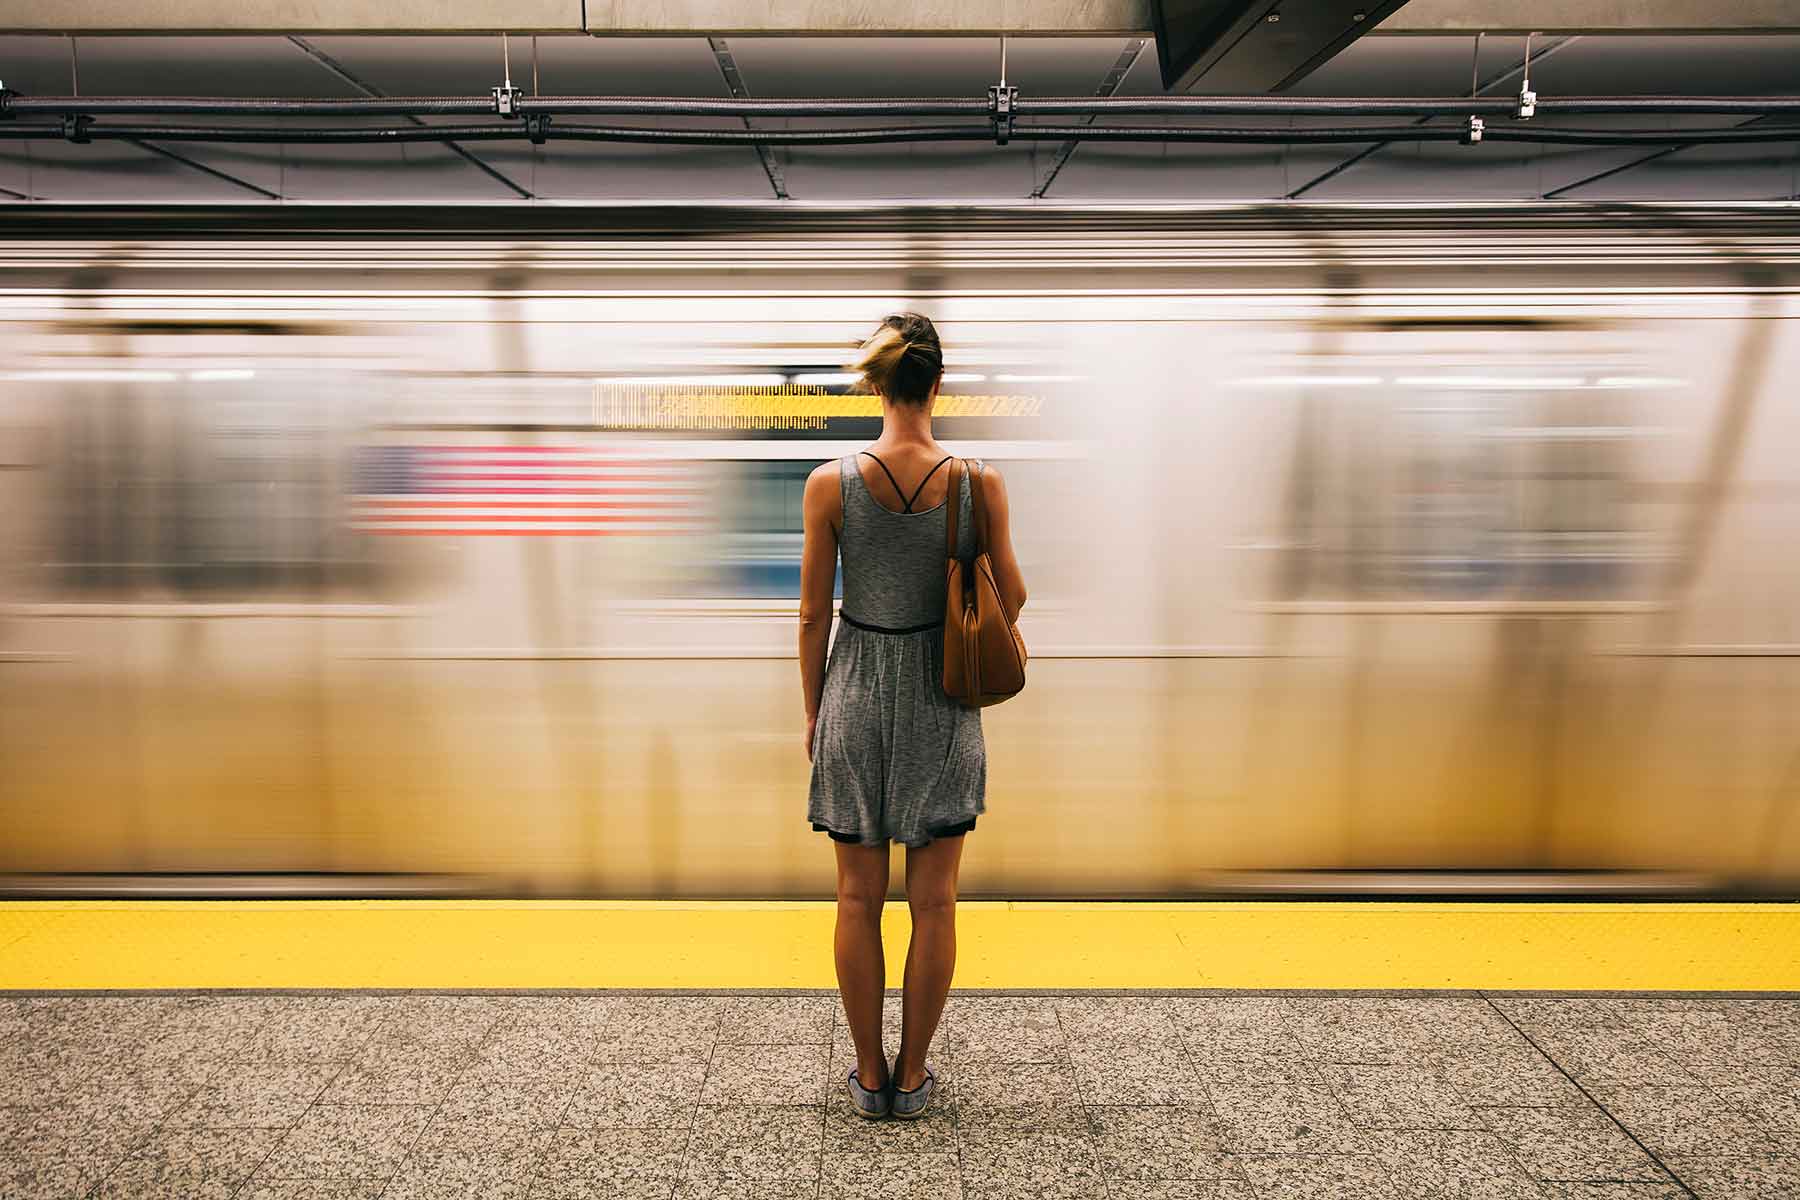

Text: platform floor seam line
xmin=1480 ymin=992 xmax=1701 ymax=1200
xmin=392 ymin=1009 xmax=489 ymax=1199
xmin=688 ymin=1025 xmax=722 ymax=1198
xmin=231 ymin=1004 xmax=300 ymax=1199
xmin=953 ymin=998 xmax=966 ymax=1199
xmin=260 ymin=1009 xmax=358 ymax=1200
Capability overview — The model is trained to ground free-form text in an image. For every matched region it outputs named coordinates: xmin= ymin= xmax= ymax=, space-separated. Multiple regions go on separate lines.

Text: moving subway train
xmin=2 ymin=204 xmax=1798 ymax=898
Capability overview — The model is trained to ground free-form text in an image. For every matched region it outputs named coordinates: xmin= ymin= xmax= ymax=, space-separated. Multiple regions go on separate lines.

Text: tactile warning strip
xmin=2 ymin=900 xmax=1797 ymax=991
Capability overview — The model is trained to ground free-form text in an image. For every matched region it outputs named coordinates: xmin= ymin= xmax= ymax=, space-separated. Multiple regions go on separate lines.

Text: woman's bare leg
xmin=833 ymin=840 xmax=892 ymax=1089
xmin=895 ymin=833 xmax=965 ymax=1091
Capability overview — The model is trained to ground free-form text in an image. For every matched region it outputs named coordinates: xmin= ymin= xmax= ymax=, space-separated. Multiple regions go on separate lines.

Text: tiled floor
xmin=2 ymin=991 xmax=1797 ymax=1199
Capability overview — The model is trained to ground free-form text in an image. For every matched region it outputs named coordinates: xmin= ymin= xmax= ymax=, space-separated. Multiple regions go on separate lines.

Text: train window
xmin=44 ymin=378 xmax=389 ymax=600
xmin=689 ymin=461 xmax=833 ymax=600
xmin=1274 ymin=376 xmax=1656 ymax=602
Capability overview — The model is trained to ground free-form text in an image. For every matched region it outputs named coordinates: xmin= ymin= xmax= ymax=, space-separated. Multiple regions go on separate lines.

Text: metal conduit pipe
xmin=1021 ymin=96 xmax=1800 ymax=116
xmin=5 ymin=95 xmax=1800 ymax=120
xmin=10 ymin=122 xmax=1800 ymax=148
xmin=1 ymin=96 xmax=986 ymax=118
xmin=1482 ymin=126 xmax=1800 ymax=146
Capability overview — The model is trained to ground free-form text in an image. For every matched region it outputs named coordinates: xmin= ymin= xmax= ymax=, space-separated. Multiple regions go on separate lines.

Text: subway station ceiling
xmin=1 ymin=31 xmax=1797 ymax=204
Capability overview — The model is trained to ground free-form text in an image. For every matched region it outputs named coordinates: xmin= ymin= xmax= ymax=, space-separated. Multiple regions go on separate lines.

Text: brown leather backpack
xmin=943 ymin=458 xmax=1027 ymax=707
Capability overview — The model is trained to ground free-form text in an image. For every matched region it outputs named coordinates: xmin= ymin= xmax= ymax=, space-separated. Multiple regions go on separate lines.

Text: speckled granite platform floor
xmin=3 ymin=991 xmax=1798 ymax=1199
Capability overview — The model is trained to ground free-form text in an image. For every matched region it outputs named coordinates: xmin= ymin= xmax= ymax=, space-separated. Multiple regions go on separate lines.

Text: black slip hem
xmin=810 ymin=816 xmax=977 ymax=845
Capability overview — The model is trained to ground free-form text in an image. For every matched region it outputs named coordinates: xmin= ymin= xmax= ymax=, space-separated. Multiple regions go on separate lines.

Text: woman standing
xmin=797 ymin=312 xmax=1028 ymax=1120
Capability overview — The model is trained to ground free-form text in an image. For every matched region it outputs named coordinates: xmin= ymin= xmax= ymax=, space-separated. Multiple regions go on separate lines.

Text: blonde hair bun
xmin=851 ymin=312 xmax=943 ymax=406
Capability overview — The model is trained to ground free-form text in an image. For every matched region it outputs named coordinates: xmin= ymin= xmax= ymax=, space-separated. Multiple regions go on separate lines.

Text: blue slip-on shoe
xmin=888 ymin=1062 xmax=937 ymax=1120
xmin=846 ymin=1067 xmax=891 ymax=1119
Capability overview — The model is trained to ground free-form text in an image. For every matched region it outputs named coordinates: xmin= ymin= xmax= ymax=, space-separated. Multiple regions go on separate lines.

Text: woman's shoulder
xmin=966 ymin=457 xmax=1007 ymax=489
xmin=803 ymin=458 xmax=846 ymax=527
xmin=808 ymin=455 xmax=853 ymax=488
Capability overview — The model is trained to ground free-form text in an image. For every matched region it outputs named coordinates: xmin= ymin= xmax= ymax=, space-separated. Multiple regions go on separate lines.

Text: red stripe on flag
xmin=361 ymin=528 xmax=687 ymax=536
xmin=436 ymin=445 xmax=635 ymax=454
xmin=417 ymin=486 xmax=703 ymax=496
xmin=421 ymin=472 xmax=685 ymax=483
xmin=355 ymin=512 xmax=697 ymax=524
xmin=353 ymin=498 xmax=695 ymax=510
xmin=419 ymin=458 xmax=683 ymax=468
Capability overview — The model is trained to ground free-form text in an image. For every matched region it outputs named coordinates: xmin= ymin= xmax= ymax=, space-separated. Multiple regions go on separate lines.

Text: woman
xmin=797 ymin=312 xmax=1028 ymax=1120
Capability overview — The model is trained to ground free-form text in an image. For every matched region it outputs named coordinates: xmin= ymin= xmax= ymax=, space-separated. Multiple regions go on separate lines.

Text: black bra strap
xmin=906 ymin=455 xmax=953 ymax=512
xmin=858 ymin=451 xmax=908 ymax=510
xmin=859 ymin=450 xmax=953 ymax=513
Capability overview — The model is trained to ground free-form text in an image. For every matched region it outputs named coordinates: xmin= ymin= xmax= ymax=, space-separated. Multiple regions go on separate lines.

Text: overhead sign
xmin=1150 ymin=0 xmax=1411 ymax=92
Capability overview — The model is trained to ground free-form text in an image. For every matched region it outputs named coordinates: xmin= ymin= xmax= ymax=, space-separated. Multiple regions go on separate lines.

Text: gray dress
xmin=808 ymin=453 xmax=986 ymax=848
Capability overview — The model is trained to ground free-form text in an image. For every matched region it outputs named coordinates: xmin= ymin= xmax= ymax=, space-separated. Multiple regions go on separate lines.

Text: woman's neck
xmin=877 ymin=402 xmax=934 ymax=446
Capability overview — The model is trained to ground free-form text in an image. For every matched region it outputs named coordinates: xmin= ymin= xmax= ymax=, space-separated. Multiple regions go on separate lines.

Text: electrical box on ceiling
xmin=1151 ymin=0 xmax=1411 ymax=93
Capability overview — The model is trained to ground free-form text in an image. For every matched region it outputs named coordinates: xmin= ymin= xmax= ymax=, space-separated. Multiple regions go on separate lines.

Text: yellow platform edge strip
xmin=2 ymin=900 xmax=1797 ymax=991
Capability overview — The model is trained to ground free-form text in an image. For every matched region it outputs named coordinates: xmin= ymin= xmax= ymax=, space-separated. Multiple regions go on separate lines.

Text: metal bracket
xmin=62 ymin=113 xmax=92 ymax=143
xmin=1462 ymin=115 xmax=1484 ymax=145
xmin=524 ymin=112 xmax=551 ymax=144
xmin=988 ymin=84 xmax=1017 ymax=145
xmin=1517 ymin=30 xmax=1538 ymax=118
xmin=492 ymin=30 xmax=523 ymax=118
xmin=0 ymin=80 xmax=14 ymax=119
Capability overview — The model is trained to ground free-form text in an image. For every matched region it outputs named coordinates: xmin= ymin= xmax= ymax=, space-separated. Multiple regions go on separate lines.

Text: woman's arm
xmin=976 ymin=462 xmax=1028 ymax=621
xmin=797 ymin=462 xmax=841 ymax=760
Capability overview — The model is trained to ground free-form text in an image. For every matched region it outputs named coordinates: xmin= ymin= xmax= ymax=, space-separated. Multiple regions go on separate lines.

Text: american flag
xmin=348 ymin=444 xmax=705 ymax=536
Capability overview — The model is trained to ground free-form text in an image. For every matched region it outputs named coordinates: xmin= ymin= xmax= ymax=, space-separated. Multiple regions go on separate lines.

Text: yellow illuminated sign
xmin=591 ymin=384 xmax=1042 ymax=430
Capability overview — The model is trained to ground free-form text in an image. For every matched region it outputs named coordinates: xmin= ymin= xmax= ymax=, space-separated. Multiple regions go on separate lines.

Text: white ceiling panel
xmin=1305 ymin=137 xmax=1550 ymax=201
xmin=293 ymin=34 xmax=729 ymax=98
xmin=1525 ymin=35 xmax=1800 ymax=95
xmin=1573 ymin=140 xmax=1800 ymax=201
xmin=757 ymin=139 xmax=1043 ymax=201
xmin=488 ymin=141 xmax=783 ymax=201
xmin=1293 ymin=35 xmax=1504 ymax=97
xmin=0 ymin=137 xmax=263 ymax=201
xmin=1040 ymin=141 xmax=1292 ymax=200
xmin=0 ymin=34 xmax=363 ymax=96
xmin=721 ymin=36 xmax=1130 ymax=98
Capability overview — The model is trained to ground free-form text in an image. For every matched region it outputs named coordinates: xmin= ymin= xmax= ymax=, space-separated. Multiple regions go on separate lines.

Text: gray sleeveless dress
xmin=808 ymin=453 xmax=986 ymax=848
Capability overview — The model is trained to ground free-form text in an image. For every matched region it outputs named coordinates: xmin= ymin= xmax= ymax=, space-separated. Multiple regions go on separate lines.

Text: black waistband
xmin=838 ymin=610 xmax=939 ymax=635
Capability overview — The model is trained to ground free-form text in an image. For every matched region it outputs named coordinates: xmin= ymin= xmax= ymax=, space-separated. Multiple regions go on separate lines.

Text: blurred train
xmin=2 ymin=203 xmax=1798 ymax=898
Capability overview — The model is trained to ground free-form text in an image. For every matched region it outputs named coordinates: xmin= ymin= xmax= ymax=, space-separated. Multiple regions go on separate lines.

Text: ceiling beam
xmin=43 ymin=35 xmax=283 ymax=204
xmin=126 ymin=137 xmax=282 ymax=199
xmin=286 ymin=35 xmax=534 ymax=200
xmin=591 ymin=1 xmax=1156 ymax=35
xmin=1285 ymin=33 xmax=1579 ymax=198
xmin=1032 ymin=37 xmax=1149 ymax=199
xmin=1374 ymin=0 xmax=1800 ymax=34
xmin=1151 ymin=0 xmax=1411 ymax=94
xmin=1543 ymin=113 xmax=1772 ymax=198
xmin=0 ymin=1 xmax=586 ymax=34
xmin=10 ymin=0 xmax=1800 ymax=35
xmin=706 ymin=37 xmax=788 ymax=200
